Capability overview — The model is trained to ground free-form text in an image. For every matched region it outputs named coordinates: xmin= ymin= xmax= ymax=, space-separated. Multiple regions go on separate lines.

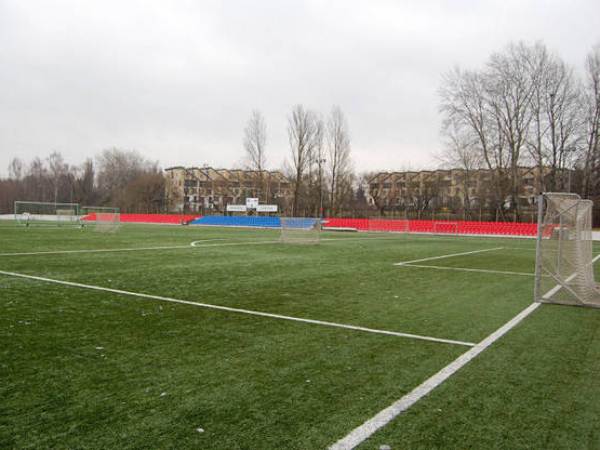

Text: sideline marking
xmin=329 ymin=302 xmax=541 ymax=450
xmin=0 ymin=270 xmax=475 ymax=347
xmin=399 ymin=264 xmax=536 ymax=277
xmin=0 ymin=235 xmax=405 ymax=257
xmin=394 ymin=247 xmax=503 ymax=266
xmin=0 ymin=245 xmax=190 ymax=257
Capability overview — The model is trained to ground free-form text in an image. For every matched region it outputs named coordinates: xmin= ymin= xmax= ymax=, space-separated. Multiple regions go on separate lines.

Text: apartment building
xmin=367 ymin=166 xmax=571 ymax=212
xmin=164 ymin=166 xmax=292 ymax=213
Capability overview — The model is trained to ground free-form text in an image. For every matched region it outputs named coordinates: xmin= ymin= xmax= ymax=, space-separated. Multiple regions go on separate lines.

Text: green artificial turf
xmin=1 ymin=222 xmax=599 ymax=449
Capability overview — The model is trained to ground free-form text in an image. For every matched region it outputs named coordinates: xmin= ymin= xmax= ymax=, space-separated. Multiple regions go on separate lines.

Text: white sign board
xmin=256 ymin=204 xmax=278 ymax=213
xmin=226 ymin=204 xmax=247 ymax=212
xmin=246 ymin=198 xmax=259 ymax=209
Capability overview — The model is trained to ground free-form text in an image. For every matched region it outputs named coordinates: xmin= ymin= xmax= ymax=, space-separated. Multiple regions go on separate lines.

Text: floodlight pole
xmin=533 ymin=193 xmax=544 ymax=302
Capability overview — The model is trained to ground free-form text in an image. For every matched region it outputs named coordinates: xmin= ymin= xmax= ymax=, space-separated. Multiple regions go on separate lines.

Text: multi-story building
xmin=367 ymin=166 xmax=573 ymax=217
xmin=164 ymin=166 xmax=292 ymax=213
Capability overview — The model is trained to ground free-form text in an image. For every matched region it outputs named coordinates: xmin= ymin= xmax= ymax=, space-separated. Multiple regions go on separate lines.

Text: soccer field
xmin=2 ymin=223 xmax=600 ymax=449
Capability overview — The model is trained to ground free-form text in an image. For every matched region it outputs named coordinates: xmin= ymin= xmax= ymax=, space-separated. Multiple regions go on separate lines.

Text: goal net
xmin=432 ymin=221 xmax=459 ymax=235
xmin=81 ymin=206 xmax=121 ymax=232
xmin=280 ymin=217 xmax=321 ymax=244
xmin=367 ymin=217 xmax=409 ymax=234
xmin=14 ymin=201 xmax=80 ymax=227
xmin=534 ymin=193 xmax=600 ymax=307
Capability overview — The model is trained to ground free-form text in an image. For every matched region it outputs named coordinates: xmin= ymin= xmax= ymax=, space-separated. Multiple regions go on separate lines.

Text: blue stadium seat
xmin=189 ymin=216 xmax=282 ymax=228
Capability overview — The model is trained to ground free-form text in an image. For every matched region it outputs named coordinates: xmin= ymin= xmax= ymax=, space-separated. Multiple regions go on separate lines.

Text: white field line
xmin=400 ymin=264 xmax=535 ymax=277
xmin=0 ymin=239 xmax=281 ymax=257
xmin=0 ymin=245 xmax=191 ymax=257
xmin=394 ymin=247 xmax=503 ymax=266
xmin=0 ymin=270 xmax=475 ymax=347
xmin=0 ymin=235 xmax=405 ymax=257
xmin=329 ymin=301 xmax=541 ymax=450
xmin=190 ymin=238 xmax=256 ymax=246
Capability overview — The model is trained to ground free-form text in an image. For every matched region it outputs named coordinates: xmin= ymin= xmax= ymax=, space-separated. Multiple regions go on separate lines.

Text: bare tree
xmin=243 ymin=110 xmax=267 ymax=171
xmin=243 ymin=110 xmax=268 ymax=201
xmin=96 ymin=147 xmax=160 ymax=209
xmin=440 ymin=67 xmax=510 ymax=219
xmin=313 ymin=116 xmax=327 ymax=217
xmin=581 ymin=44 xmax=600 ymax=199
xmin=326 ymin=106 xmax=352 ymax=215
xmin=439 ymin=119 xmax=482 ymax=218
xmin=287 ymin=105 xmax=318 ymax=216
xmin=47 ymin=151 xmax=69 ymax=203
xmin=486 ymin=43 xmax=538 ymax=219
xmin=526 ymin=45 xmax=581 ymax=192
xmin=8 ymin=158 xmax=24 ymax=181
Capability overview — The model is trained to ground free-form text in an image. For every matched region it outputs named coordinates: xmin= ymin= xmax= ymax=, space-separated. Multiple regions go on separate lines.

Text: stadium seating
xmin=105 ymin=213 xmax=200 ymax=224
xmin=190 ymin=215 xmax=281 ymax=228
xmin=99 ymin=212 xmax=538 ymax=237
xmin=323 ymin=218 xmax=538 ymax=237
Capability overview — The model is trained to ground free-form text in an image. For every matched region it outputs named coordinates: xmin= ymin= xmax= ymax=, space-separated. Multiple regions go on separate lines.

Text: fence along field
xmin=1 ymin=211 xmax=600 ymax=449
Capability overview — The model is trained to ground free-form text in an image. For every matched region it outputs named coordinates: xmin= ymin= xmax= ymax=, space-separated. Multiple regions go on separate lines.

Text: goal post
xmin=81 ymin=206 xmax=121 ymax=232
xmin=534 ymin=192 xmax=600 ymax=307
xmin=432 ymin=221 xmax=459 ymax=235
xmin=367 ymin=217 xmax=409 ymax=234
xmin=14 ymin=201 xmax=81 ymax=227
xmin=280 ymin=217 xmax=321 ymax=244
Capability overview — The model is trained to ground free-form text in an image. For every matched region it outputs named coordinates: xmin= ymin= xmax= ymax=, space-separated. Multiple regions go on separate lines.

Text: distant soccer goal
xmin=14 ymin=201 xmax=81 ymax=227
xmin=534 ymin=193 xmax=600 ymax=308
xmin=432 ymin=221 xmax=459 ymax=235
xmin=81 ymin=206 xmax=121 ymax=232
xmin=280 ymin=217 xmax=321 ymax=244
xmin=368 ymin=217 xmax=409 ymax=234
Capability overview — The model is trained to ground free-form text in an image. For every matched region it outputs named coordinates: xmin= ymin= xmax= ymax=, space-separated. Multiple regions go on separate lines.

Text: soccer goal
xmin=432 ymin=221 xmax=459 ymax=235
xmin=280 ymin=217 xmax=321 ymax=244
xmin=534 ymin=193 xmax=600 ymax=307
xmin=368 ymin=217 xmax=409 ymax=234
xmin=14 ymin=201 xmax=81 ymax=227
xmin=81 ymin=206 xmax=121 ymax=232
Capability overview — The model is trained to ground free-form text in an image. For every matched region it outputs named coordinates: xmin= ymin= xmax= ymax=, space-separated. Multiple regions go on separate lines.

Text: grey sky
xmin=1 ymin=0 xmax=598 ymax=176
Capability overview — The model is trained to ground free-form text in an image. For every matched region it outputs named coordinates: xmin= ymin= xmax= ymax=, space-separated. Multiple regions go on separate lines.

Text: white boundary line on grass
xmin=399 ymin=264 xmax=536 ymax=277
xmin=329 ymin=301 xmax=541 ymax=450
xmin=394 ymin=247 xmax=503 ymax=266
xmin=0 ymin=245 xmax=191 ymax=257
xmin=0 ymin=235 xmax=406 ymax=257
xmin=0 ymin=269 xmax=475 ymax=347
xmin=0 ymin=239 xmax=281 ymax=257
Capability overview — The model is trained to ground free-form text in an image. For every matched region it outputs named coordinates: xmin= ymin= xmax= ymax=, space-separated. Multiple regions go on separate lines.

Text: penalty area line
xmin=0 ymin=269 xmax=475 ymax=347
xmin=399 ymin=264 xmax=536 ymax=277
xmin=329 ymin=301 xmax=541 ymax=450
xmin=394 ymin=247 xmax=503 ymax=266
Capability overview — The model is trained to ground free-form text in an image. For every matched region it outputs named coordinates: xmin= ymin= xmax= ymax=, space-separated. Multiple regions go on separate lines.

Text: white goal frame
xmin=81 ymin=206 xmax=121 ymax=232
xmin=280 ymin=217 xmax=321 ymax=244
xmin=534 ymin=192 xmax=600 ymax=308
xmin=432 ymin=221 xmax=459 ymax=235
xmin=14 ymin=201 xmax=81 ymax=227
xmin=367 ymin=217 xmax=409 ymax=234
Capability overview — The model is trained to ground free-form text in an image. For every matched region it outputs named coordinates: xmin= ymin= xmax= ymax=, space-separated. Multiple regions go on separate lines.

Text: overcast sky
xmin=0 ymin=0 xmax=598 ymax=176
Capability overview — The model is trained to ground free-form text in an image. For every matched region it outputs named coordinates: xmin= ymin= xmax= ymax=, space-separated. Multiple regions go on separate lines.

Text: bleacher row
xmin=104 ymin=213 xmax=200 ymax=224
xmin=323 ymin=218 xmax=538 ymax=236
xmin=112 ymin=214 xmax=538 ymax=237
xmin=190 ymin=216 xmax=281 ymax=228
